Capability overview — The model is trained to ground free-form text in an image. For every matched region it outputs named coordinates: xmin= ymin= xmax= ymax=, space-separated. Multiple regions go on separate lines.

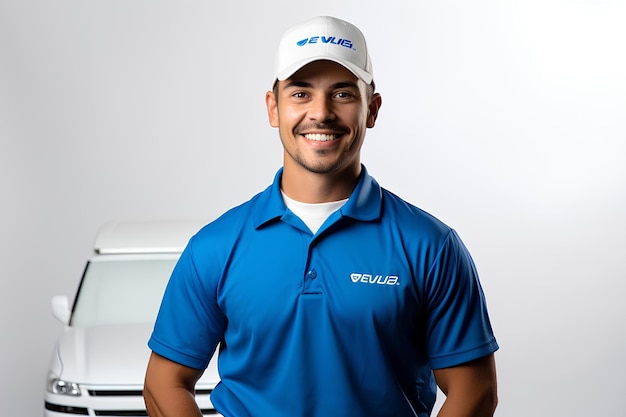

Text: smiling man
xmin=266 ymin=59 xmax=379 ymax=202
xmin=144 ymin=16 xmax=498 ymax=417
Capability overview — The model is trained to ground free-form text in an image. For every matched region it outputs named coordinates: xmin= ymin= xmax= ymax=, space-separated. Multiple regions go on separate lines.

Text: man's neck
xmin=281 ymin=163 xmax=361 ymax=204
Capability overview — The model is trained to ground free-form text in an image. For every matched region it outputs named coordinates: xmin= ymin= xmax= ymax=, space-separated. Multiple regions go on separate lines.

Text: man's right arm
xmin=143 ymin=352 xmax=205 ymax=417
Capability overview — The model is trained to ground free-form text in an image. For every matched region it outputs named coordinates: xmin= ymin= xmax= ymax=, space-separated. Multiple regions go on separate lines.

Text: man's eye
xmin=292 ymin=92 xmax=307 ymax=98
xmin=335 ymin=91 xmax=354 ymax=99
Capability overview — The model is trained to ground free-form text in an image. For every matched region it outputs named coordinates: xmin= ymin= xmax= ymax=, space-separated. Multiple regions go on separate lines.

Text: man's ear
xmin=367 ymin=92 xmax=382 ymax=128
xmin=265 ymin=90 xmax=279 ymax=128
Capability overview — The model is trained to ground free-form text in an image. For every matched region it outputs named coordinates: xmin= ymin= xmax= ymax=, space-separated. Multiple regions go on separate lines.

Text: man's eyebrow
xmin=283 ymin=80 xmax=312 ymax=89
xmin=331 ymin=81 xmax=360 ymax=90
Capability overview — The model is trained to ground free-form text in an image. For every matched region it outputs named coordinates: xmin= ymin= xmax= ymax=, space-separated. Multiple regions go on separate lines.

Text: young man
xmin=144 ymin=16 xmax=498 ymax=417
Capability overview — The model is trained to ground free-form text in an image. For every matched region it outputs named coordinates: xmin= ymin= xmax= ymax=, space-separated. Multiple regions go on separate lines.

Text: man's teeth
xmin=304 ymin=133 xmax=337 ymax=141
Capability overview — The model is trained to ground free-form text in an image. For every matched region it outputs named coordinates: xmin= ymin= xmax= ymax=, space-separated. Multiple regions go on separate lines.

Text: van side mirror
xmin=51 ymin=295 xmax=71 ymax=325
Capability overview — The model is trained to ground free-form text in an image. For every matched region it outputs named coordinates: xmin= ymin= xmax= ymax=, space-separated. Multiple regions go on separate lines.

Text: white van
xmin=45 ymin=220 xmax=221 ymax=417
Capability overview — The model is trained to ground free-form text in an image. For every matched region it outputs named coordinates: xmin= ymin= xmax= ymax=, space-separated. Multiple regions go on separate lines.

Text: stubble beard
xmin=282 ymin=133 xmax=357 ymax=175
xmin=290 ymin=148 xmax=346 ymax=174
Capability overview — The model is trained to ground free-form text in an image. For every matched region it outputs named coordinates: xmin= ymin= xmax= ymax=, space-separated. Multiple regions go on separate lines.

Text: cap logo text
xmin=297 ymin=36 xmax=355 ymax=50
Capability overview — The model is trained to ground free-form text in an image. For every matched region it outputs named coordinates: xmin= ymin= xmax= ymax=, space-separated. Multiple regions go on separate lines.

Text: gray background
xmin=1 ymin=1 xmax=625 ymax=416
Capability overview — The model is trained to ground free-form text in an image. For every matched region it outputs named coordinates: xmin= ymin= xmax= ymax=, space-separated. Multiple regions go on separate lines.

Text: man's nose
xmin=308 ymin=96 xmax=336 ymax=122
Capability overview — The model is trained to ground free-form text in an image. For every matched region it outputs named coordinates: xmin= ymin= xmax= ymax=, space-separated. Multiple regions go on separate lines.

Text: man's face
xmin=266 ymin=60 xmax=380 ymax=177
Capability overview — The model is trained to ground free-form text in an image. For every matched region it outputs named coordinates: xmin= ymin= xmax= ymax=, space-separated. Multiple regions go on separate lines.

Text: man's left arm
xmin=433 ymin=353 xmax=498 ymax=417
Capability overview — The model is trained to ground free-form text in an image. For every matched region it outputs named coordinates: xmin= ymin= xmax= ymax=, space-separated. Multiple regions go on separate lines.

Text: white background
xmin=1 ymin=1 xmax=625 ymax=416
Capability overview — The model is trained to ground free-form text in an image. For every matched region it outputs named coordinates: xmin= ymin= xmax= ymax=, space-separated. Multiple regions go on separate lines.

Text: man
xmin=144 ymin=16 xmax=498 ymax=417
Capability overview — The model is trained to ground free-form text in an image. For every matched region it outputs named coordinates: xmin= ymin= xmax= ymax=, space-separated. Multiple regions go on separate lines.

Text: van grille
xmin=46 ymin=388 xmax=217 ymax=416
xmin=88 ymin=389 xmax=213 ymax=396
xmin=45 ymin=402 xmax=89 ymax=415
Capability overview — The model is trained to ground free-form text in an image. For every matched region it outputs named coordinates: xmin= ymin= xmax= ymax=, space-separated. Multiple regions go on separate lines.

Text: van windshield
xmin=71 ymin=257 xmax=177 ymax=327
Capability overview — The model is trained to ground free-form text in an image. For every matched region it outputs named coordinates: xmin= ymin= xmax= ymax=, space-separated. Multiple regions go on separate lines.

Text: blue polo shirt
xmin=149 ymin=166 xmax=498 ymax=417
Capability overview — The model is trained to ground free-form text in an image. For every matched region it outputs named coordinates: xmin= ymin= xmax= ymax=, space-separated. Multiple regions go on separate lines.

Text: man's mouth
xmin=303 ymin=133 xmax=339 ymax=142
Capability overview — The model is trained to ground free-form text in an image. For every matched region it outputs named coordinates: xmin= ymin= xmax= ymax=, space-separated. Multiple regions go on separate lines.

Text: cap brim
xmin=276 ymin=56 xmax=373 ymax=85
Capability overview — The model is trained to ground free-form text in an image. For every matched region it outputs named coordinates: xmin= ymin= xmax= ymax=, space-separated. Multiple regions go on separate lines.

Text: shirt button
xmin=307 ymin=269 xmax=317 ymax=279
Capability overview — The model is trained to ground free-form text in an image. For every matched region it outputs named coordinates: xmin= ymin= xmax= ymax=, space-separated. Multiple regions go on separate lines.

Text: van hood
xmin=56 ymin=323 xmax=155 ymax=385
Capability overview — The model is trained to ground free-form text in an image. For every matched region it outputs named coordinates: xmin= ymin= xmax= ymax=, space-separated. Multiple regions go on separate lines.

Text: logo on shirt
xmin=350 ymin=273 xmax=400 ymax=286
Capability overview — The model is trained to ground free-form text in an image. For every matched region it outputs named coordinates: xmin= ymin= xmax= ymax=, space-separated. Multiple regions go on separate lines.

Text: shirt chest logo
xmin=350 ymin=273 xmax=400 ymax=286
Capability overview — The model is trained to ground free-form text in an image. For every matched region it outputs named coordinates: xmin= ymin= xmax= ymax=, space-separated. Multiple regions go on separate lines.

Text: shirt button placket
xmin=303 ymin=240 xmax=320 ymax=294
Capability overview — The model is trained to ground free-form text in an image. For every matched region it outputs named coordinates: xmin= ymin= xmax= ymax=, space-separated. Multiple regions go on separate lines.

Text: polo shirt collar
xmin=252 ymin=165 xmax=382 ymax=229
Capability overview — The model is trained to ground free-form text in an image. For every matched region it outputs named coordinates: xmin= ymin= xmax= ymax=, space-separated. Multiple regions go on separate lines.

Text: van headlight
xmin=47 ymin=377 xmax=82 ymax=396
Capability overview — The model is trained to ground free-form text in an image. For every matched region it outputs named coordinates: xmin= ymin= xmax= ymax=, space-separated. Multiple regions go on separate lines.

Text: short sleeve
xmin=148 ymin=237 xmax=226 ymax=369
xmin=423 ymin=230 xmax=498 ymax=369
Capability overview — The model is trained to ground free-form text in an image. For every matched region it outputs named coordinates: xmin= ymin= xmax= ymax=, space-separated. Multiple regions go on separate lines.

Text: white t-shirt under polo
xmin=281 ymin=191 xmax=348 ymax=234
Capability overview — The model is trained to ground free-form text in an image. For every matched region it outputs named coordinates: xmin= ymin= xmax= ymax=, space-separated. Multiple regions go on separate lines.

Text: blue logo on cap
xmin=296 ymin=36 xmax=355 ymax=50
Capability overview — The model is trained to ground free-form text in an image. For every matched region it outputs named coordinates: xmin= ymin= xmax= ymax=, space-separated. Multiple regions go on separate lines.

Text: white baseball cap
xmin=274 ymin=16 xmax=374 ymax=86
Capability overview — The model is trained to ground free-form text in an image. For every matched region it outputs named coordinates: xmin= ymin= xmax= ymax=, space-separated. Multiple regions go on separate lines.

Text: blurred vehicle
xmin=44 ymin=220 xmax=221 ymax=417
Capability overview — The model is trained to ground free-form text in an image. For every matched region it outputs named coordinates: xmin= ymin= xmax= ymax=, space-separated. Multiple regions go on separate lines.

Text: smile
xmin=303 ymin=133 xmax=338 ymax=142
